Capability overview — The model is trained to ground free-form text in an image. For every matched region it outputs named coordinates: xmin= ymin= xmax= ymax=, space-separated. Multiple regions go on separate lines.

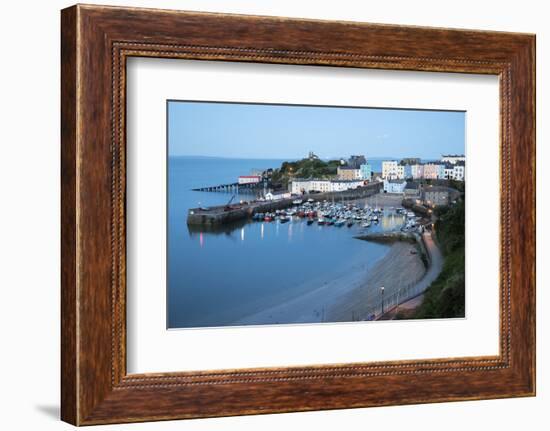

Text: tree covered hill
xmin=270 ymin=158 xmax=341 ymax=188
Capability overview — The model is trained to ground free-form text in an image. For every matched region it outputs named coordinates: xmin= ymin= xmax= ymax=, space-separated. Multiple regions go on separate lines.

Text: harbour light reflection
xmin=288 ymin=223 xmax=293 ymax=242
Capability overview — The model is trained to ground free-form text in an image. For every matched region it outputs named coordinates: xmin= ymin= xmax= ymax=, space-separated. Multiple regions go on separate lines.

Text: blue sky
xmin=168 ymin=101 xmax=465 ymax=160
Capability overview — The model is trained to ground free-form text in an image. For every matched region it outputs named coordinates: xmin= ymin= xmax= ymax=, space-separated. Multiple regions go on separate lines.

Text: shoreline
xmin=233 ymin=240 xmax=425 ymax=326
xmin=327 ymin=241 xmax=426 ymax=321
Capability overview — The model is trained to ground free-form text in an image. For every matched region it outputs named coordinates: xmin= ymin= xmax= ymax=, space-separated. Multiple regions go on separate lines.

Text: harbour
xmin=167 ymin=101 xmax=465 ymax=329
xmin=169 ymin=156 xmax=436 ymax=328
xmin=186 ymin=181 xmax=383 ymax=226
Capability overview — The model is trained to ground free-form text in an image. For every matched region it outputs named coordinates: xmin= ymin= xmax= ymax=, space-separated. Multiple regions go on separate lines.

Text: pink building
xmin=423 ymin=164 xmax=440 ymax=180
xmin=411 ymin=164 xmax=424 ymax=180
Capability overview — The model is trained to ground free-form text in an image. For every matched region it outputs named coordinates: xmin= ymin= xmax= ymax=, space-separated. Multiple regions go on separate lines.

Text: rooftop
xmin=405 ymin=181 xmax=421 ymax=190
xmin=292 ymin=178 xmax=363 ymax=183
xmin=424 ymin=185 xmax=459 ymax=193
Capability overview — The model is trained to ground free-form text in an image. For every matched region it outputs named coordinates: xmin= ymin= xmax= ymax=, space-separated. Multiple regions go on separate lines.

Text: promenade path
xmin=378 ymin=230 xmax=444 ymax=319
xmin=417 ymin=231 xmax=444 ymax=292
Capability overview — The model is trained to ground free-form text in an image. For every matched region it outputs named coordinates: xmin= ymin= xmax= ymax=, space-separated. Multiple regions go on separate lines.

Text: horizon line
xmin=168 ymin=154 xmax=446 ymax=161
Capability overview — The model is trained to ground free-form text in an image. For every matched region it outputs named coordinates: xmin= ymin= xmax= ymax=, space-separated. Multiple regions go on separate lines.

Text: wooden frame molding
xmin=61 ymin=4 xmax=535 ymax=425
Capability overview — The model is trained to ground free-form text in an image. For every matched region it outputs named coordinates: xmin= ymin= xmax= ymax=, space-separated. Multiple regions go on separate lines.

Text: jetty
xmin=187 ymin=182 xmax=382 ymax=226
xmin=191 ymin=181 xmax=265 ymax=193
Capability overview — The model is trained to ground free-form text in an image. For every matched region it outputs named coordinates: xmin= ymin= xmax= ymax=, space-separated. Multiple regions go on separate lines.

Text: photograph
xmin=167 ymin=101 xmax=466 ymax=329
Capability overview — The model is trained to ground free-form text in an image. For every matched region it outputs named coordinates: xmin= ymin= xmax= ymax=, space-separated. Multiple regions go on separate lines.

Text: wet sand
xmin=234 ymin=240 xmax=425 ymax=325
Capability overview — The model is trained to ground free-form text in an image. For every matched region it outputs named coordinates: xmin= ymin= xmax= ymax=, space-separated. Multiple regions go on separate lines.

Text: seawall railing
xmin=356 ymin=232 xmax=434 ymax=321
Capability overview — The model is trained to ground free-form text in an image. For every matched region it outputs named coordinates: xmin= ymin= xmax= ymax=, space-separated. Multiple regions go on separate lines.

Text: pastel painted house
xmin=383 ymin=179 xmax=407 ymax=194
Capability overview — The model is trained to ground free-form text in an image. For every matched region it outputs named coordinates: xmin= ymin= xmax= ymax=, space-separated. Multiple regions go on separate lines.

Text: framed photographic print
xmin=61 ymin=4 xmax=536 ymax=425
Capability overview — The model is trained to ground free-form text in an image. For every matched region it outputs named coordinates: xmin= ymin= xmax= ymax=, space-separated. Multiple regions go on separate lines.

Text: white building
xmin=291 ymin=179 xmax=310 ymax=194
xmin=238 ymin=175 xmax=261 ymax=185
xmin=290 ymin=179 xmax=363 ymax=194
xmin=330 ymin=180 xmax=364 ymax=192
xmin=452 ymin=164 xmax=465 ymax=181
xmin=383 ymin=179 xmax=407 ymax=194
xmin=441 ymin=154 xmax=466 ymax=165
xmin=310 ymin=180 xmax=332 ymax=193
xmin=382 ymin=161 xmax=404 ymax=179
xmin=291 ymin=179 xmax=331 ymax=194
xmin=265 ymin=190 xmax=291 ymax=201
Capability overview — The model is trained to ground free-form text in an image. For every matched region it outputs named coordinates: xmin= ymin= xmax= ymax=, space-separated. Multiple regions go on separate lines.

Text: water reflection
xmin=188 ymin=213 xmax=406 ymax=249
xmin=168 ymin=157 xmax=407 ymax=328
xmin=288 ymin=222 xmax=293 ymax=242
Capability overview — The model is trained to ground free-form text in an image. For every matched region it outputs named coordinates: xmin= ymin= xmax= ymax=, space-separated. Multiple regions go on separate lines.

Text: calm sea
xmin=167 ymin=156 xmax=399 ymax=328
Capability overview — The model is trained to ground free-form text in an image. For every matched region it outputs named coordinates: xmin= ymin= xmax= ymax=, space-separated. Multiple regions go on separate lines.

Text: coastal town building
xmin=359 ymin=163 xmax=372 ymax=181
xmin=291 ymin=179 xmax=320 ymax=194
xmin=337 ymin=166 xmax=362 ymax=180
xmin=444 ymin=165 xmax=454 ymax=180
xmin=441 ymin=162 xmax=465 ymax=181
xmin=411 ymin=164 xmax=424 ymax=180
xmin=382 ymin=161 xmax=405 ymax=180
xmin=452 ymin=163 xmax=465 ymax=181
xmin=404 ymin=181 xmax=421 ymax=198
xmin=265 ymin=190 xmax=291 ymax=201
xmin=291 ymin=179 xmax=364 ymax=194
xmin=437 ymin=164 xmax=447 ymax=180
xmin=423 ymin=163 xmax=441 ymax=180
xmin=383 ymin=179 xmax=407 ymax=194
xmin=380 ymin=156 xmax=466 ymax=182
xmin=238 ymin=175 xmax=261 ymax=185
xmin=441 ymin=154 xmax=466 ymax=164
xmin=403 ymin=164 xmax=413 ymax=179
xmin=347 ymin=155 xmax=367 ymax=168
xmin=422 ymin=185 xmax=460 ymax=207
xmin=330 ymin=180 xmax=364 ymax=192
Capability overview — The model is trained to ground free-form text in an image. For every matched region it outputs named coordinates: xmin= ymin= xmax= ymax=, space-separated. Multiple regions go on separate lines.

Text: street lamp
xmin=380 ymin=286 xmax=385 ymax=314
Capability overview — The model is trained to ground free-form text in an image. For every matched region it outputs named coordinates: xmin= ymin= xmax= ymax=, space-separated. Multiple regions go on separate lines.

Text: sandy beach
xmin=327 ymin=241 xmax=426 ymax=321
xmin=234 ymin=239 xmax=426 ymax=325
